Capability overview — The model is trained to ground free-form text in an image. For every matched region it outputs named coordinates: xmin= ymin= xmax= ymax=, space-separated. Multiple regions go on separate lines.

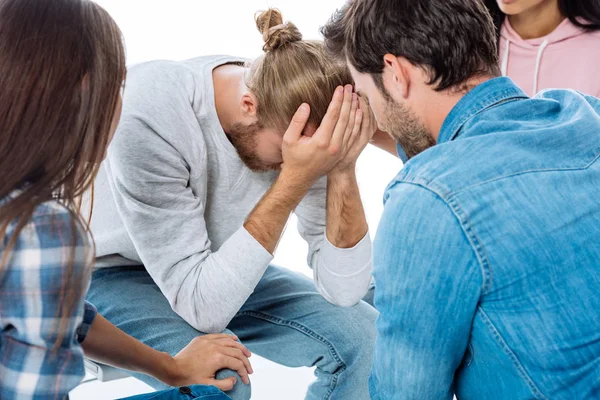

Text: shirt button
xmin=179 ymin=386 xmax=192 ymax=395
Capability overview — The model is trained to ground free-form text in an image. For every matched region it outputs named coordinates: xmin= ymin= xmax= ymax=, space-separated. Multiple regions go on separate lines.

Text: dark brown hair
xmin=484 ymin=0 xmax=600 ymax=40
xmin=0 ymin=0 xmax=125 ymax=345
xmin=247 ymin=9 xmax=353 ymax=131
xmin=321 ymin=0 xmax=501 ymax=93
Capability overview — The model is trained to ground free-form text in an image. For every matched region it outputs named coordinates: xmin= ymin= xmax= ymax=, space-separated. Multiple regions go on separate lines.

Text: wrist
xmin=279 ymin=167 xmax=318 ymax=193
xmin=329 ymin=163 xmax=357 ymax=180
xmin=155 ymin=351 xmax=180 ymax=386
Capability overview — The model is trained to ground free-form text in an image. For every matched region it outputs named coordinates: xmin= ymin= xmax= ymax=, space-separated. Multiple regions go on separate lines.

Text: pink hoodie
xmin=500 ymin=17 xmax=600 ymax=98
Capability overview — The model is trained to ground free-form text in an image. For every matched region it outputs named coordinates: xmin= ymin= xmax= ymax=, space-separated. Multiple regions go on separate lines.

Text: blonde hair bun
xmin=255 ymin=8 xmax=302 ymax=52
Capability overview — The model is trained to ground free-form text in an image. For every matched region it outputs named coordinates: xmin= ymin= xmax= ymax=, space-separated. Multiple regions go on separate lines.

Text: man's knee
xmin=215 ymin=368 xmax=251 ymax=400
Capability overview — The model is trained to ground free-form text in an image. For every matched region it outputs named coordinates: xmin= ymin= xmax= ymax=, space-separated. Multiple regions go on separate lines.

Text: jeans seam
xmin=478 ymin=307 xmax=549 ymax=400
xmin=237 ymin=310 xmax=346 ymax=400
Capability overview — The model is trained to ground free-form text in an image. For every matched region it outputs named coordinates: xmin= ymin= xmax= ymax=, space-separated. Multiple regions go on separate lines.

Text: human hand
xmin=281 ymin=84 xmax=359 ymax=185
xmin=331 ymin=96 xmax=377 ymax=174
xmin=165 ymin=334 xmax=252 ymax=391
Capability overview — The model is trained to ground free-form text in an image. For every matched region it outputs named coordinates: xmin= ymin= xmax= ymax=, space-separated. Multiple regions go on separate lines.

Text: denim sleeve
xmin=76 ymin=301 xmax=98 ymax=343
xmin=370 ymin=182 xmax=483 ymax=400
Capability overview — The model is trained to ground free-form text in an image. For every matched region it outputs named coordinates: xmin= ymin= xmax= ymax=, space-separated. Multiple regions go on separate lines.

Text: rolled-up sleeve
xmin=76 ymin=301 xmax=98 ymax=344
xmin=295 ymin=177 xmax=373 ymax=307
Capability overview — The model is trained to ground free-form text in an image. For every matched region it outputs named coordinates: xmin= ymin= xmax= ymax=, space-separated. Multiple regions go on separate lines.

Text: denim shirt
xmin=370 ymin=77 xmax=600 ymax=399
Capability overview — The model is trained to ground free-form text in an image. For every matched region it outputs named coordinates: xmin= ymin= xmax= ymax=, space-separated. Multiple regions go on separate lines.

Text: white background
xmin=71 ymin=0 xmax=402 ymax=398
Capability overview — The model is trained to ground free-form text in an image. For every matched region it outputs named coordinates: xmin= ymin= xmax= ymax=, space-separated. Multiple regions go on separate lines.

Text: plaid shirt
xmin=1 ymin=196 xmax=97 ymax=400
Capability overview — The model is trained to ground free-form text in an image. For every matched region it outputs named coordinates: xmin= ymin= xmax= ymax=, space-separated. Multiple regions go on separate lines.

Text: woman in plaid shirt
xmin=0 ymin=1 xmax=251 ymax=399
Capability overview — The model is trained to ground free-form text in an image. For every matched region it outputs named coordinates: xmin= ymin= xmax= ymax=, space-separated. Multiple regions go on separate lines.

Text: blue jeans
xmin=119 ymin=385 xmax=230 ymax=400
xmin=88 ymin=265 xmax=377 ymax=400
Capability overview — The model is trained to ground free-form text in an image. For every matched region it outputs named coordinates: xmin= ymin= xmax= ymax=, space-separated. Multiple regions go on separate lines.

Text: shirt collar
xmin=438 ymin=77 xmax=528 ymax=144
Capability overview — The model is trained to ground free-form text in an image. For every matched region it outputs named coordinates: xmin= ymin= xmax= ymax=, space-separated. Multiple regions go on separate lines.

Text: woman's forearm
xmin=81 ymin=313 xmax=176 ymax=385
xmin=81 ymin=312 xmax=253 ymax=389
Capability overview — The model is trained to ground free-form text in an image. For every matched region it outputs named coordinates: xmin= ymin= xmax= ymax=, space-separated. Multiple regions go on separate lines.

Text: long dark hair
xmin=484 ymin=0 xmax=600 ymax=38
xmin=0 ymin=0 xmax=125 ymax=345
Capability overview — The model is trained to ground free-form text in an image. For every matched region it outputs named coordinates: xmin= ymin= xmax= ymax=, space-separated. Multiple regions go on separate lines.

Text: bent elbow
xmin=331 ymin=295 xmax=363 ymax=308
xmin=194 ymin=318 xmax=230 ymax=334
xmin=318 ymin=284 xmax=367 ymax=308
xmin=171 ymin=299 xmax=232 ymax=334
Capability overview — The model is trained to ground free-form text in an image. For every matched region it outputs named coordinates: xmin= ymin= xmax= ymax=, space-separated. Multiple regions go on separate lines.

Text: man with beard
xmin=86 ymin=9 xmax=378 ymax=400
xmin=323 ymin=0 xmax=600 ymax=399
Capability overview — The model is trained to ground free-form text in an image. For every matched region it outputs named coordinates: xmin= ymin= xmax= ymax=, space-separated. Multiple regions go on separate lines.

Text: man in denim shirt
xmin=323 ymin=0 xmax=600 ymax=398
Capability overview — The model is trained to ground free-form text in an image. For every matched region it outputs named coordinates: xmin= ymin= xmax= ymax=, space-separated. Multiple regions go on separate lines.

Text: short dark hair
xmin=321 ymin=0 xmax=501 ymax=92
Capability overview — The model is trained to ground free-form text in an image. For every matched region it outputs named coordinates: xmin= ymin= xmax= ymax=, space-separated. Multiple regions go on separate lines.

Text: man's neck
xmin=425 ymin=75 xmax=495 ymax=142
xmin=212 ymin=63 xmax=246 ymax=133
xmin=508 ymin=0 xmax=565 ymax=40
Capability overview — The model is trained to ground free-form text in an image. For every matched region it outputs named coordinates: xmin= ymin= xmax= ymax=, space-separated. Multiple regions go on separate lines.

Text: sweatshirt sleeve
xmin=104 ymin=63 xmax=272 ymax=333
xmin=294 ymin=177 xmax=373 ymax=307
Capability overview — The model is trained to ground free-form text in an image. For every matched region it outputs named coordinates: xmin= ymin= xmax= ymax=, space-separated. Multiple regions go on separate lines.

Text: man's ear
xmin=241 ymin=91 xmax=259 ymax=118
xmin=382 ymin=54 xmax=411 ymax=100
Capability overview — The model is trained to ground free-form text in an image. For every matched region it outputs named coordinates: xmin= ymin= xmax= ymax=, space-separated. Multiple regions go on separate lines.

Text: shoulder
xmin=113 ymin=60 xmax=209 ymax=156
xmin=4 ymin=198 xmax=89 ymax=265
xmin=379 ymin=181 xmax=470 ymax=257
xmin=34 ymin=202 xmax=88 ymax=248
xmin=127 ymin=59 xmax=196 ymax=88
xmin=382 ymin=179 xmax=455 ymax=222
xmin=564 ymin=26 xmax=600 ymax=53
xmin=579 ymin=25 xmax=600 ymax=41
xmin=377 ymin=181 xmax=479 ymax=276
xmin=122 ymin=59 xmax=204 ymax=118
xmin=2 ymin=197 xmax=90 ymax=290
xmin=390 ymin=142 xmax=482 ymax=199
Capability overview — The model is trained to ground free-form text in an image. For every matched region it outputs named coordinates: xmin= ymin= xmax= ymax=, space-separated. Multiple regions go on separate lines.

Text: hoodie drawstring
xmin=501 ymin=39 xmax=511 ymax=76
xmin=533 ymin=39 xmax=549 ymax=94
xmin=501 ymin=37 xmax=550 ymax=95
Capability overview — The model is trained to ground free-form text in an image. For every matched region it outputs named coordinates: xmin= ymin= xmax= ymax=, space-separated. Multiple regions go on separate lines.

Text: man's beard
xmin=382 ymin=98 xmax=435 ymax=160
xmin=228 ymin=122 xmax=280 ymax=172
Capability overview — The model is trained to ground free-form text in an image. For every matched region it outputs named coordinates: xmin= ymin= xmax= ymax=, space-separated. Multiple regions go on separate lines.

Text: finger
xmin=362 ymin=101 xmax=376 ymax=137
xmin=223 ymin=347 xmax=253 ymax=374
xmin=348 ymin=108 xmax=363 ymax=149
xmin=210 ymin=377 xmax=237 ymax=392
xmin=215 ymin=338 xmax=252 ymax=357
xmin=313 ymin=86 xmax=344 ymax=143
xmin=342 ymin=109 xmax=363 ymax=159
xmin=284 ymin=103 xmax=311 ymax=144
xmin=358 ymin=97 xmax=376 ymax=141
xmin=329 ymin=85 xmax=354 ymax=152
xmin=343 ymin=93 xmax=360 ymax=150
xmin=221 ymin=356 xmax=250 ymax=385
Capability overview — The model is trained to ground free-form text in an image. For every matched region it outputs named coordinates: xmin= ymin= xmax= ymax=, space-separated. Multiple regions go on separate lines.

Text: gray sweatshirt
xmin=89 ymin=55 xmax=372 ymax=333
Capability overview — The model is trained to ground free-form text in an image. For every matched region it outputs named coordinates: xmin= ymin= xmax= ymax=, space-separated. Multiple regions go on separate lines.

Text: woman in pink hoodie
xmin=484 ymin=0 xmax=600 ymax=97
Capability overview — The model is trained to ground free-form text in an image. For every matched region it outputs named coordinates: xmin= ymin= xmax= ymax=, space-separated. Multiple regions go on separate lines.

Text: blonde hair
xmin=247 ymin=9 xmax=353 ymax=131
